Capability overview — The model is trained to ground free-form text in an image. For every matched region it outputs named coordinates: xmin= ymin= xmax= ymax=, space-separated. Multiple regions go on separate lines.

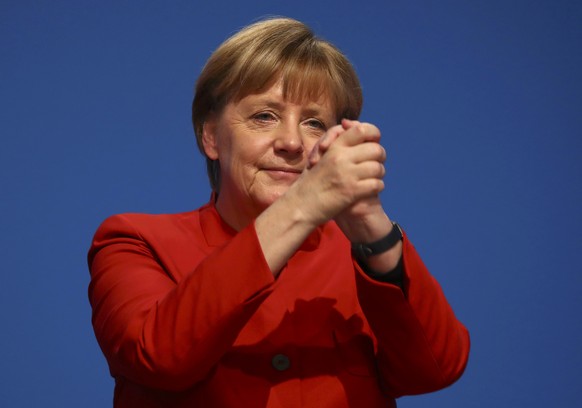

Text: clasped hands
xmin=300 ymin=119 xmax=397 ymax=258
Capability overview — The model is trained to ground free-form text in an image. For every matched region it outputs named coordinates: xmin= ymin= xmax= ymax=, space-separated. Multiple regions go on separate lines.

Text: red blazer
xmin=88 ymin=200 xmax=469 ymax=407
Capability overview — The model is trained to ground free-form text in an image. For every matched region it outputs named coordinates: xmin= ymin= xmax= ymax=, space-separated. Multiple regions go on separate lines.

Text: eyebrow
xmin=248 ymin=96 xmax=333 ymax=118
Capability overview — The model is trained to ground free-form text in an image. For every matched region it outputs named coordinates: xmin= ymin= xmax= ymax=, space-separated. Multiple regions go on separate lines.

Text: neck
xmin=214 ymin=192 xmax=259 ymax=232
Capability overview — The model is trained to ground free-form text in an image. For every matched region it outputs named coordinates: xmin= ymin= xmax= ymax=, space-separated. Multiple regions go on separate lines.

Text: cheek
xmin=221 ymin=138 xmax=264 ymax=178
xmin=234 ymin=136 xmax=270 ymax=162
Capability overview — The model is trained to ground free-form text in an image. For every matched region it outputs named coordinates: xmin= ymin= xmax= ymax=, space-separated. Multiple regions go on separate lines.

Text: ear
xmin=202 ymin=115 xmax=219 ymax=160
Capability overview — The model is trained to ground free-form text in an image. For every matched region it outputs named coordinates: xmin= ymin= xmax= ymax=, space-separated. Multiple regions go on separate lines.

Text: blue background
xmin=1 ymin=1 xmax=581 ymax=406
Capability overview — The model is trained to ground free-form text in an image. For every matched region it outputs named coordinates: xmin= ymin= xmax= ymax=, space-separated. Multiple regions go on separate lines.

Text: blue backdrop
xmin=1 ymin=1 xmax=580 ymax=406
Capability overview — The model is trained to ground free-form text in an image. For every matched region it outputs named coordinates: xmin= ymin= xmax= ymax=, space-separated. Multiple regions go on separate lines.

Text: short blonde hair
xmin=192 ymin=17 xmax=363 ymax=191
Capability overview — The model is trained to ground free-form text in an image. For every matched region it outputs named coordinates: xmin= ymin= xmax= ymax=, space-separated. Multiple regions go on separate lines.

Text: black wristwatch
xmin=351 ymin=222 xmax=403 ymax=261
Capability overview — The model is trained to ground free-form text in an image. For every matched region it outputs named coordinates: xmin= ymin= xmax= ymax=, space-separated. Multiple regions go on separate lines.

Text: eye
xmin=252 ymin=111 xmax=277 ymax=123
xmin=304 ymin=118 xmax=326 ymax=131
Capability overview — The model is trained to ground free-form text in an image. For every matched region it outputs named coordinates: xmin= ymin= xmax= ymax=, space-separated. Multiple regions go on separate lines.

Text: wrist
xmin=352 ymin=222 xmax=403 ymax=274
xmin=337 ymin=206 xmax=393 ymax=243
xmin=351 ymin=222 xmax=402 ymax=256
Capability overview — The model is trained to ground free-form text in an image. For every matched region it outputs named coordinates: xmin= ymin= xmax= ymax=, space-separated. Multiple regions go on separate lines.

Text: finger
xmin=336 ymin=122 xmax=381 ymax=147
xmin=307 ymin=142 xmax=321 ymax=169
xmin=340 ymin=141 xmax=387 ymax=164
xmin=350 ymin=160 xmax=386 ymax=180
xmin=308 ymin=124 xmax=345 ymax=167
xmin=318 ymin=123 xmax=345 ymax=150
xmin=352 ymin=178 xmax=385 ymax=201
xmin=341 ymin=118 xmax=360 ymax=130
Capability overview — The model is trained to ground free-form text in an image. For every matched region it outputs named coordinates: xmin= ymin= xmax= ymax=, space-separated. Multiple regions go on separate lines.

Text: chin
xmin=253 ymin=189 xmax=288 ymax=210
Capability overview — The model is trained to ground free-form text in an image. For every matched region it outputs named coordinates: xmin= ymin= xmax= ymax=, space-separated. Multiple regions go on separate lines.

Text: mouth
xmin=261 ymin=166 xmax=303 ymax=180
xmin=265 ymin=166 xmax=302 ymax=174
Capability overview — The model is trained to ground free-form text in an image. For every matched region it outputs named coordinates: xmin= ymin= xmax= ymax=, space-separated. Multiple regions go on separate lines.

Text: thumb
xmin=308 ymin=124 xmax=344 ymax=168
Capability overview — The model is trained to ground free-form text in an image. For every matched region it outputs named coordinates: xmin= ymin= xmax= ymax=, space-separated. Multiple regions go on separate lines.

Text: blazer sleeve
xmin=354 ymin=232 xmax=470 ymax=397
xmin=87 ymin=214 xmax=275 ymax=392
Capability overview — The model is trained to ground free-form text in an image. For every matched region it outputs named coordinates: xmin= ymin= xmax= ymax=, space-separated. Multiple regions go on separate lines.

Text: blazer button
xmin=271 ymin=354 xmax=291 ymax=371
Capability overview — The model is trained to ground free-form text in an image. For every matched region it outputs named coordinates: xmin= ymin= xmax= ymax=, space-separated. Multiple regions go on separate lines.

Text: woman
xmin=88 ymin=17 xmax=470 ymax=407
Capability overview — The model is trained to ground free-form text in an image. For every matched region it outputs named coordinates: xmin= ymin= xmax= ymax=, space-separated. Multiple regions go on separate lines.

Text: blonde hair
xmin=192 ymin=17 xmax=363 ymax=191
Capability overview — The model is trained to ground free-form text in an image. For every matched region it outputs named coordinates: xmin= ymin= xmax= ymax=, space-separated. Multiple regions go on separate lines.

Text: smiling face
xmin=202 ymin=80 xmax=336 ymax=230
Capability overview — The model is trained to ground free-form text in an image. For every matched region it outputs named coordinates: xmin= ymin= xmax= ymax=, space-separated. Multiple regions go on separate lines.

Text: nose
xmin=273 ymin=123 xmax=304 ymax=156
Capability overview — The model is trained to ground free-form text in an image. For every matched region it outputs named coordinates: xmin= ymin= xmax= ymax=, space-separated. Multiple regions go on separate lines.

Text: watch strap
xmin=351 ymin=222 xmax=403 ymax=260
